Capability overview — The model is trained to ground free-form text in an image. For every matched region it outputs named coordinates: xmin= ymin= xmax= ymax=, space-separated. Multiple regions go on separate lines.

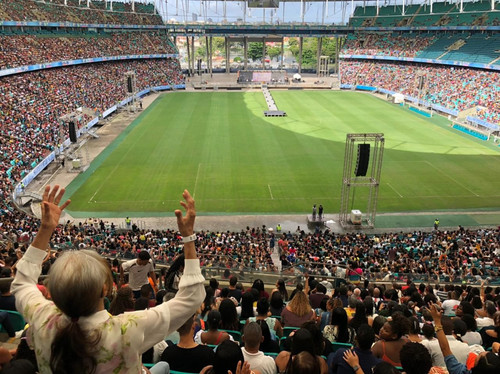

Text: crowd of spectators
xmin=342 ymin=33 xmax=438 ymax=58
xmin=340 ymin=60 xmax=500 ymax=124
xmin=0 ymin=0 xmax=162 ymax=25
xmin=0 ymin=31 xmax=176 ymax=70
xmin=35 ymin=218 xmax=499 ymax=286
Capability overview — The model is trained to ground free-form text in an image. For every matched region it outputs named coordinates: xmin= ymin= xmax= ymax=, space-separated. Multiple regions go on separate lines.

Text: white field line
xmin=268 ymin=184 xmax=274 ymax=200
xmin=386 ymin=183 xmax=403 ymax=198
xmin=424 ymin=161 xmax=479 ymax=197
xmin=193 ymin=163 xmax=202 ymax=199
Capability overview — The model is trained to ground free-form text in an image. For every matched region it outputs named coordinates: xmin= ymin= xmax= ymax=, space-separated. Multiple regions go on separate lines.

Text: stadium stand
xmin=340 ymin=60 xmax=500 ymax=124
xmin=0 ymin=2 xmax=499 ymax=371
xmin=349 ymin=1 xmax=500 ymax=27
xmin=0 ymin=31 xmax=176 ymax=70
xmin=0 ymin=0 xmax=162 ymax=25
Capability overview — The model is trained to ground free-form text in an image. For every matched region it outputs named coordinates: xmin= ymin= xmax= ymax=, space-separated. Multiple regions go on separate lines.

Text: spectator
xmin=328 ymin=324 xmax=382 ymax=374
xmin=241 ymin=322 xmax=277 ymax=374
xmin=248 ymin=297 xmax=283 ymax=339
xmin=160 ymin=314 xmax=215 ymax=373
xmin=11 ymin=186 xmax=204 ymax=373
xmin=120 ymin=250 xmax=157 ymax=299
xmin=371 ymin=313 xmax=410 ymax=367
xmin=421 ymin=315 xmax=483 ymax=367
xmin=323 ymin=307 xmax=356 ymax=344
xmin=281 ymin=291 xmax=315 ymax=328
xmin=219 ymin=298 xmax=241 ymax=331
xmin=195 ymin=310 xmax=231 ymax=345
xmin=275 ymin=328 xmax=328 ymax=374
xmin=400 ymin=342 xmax=447 ymax=374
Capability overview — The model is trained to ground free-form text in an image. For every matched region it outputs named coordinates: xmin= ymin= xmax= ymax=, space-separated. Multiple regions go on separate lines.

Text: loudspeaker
xmin=355 ymin=144 xmax=370 ymax=177
xmin=127 ymin=77 xmax=133 ymax=93
xmin=68 ymin=121 xmax=77 ymax=143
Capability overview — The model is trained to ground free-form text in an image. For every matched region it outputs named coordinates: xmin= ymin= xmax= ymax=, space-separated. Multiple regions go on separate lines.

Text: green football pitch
xmin=64 ymin=91 xmax=500 ymax=217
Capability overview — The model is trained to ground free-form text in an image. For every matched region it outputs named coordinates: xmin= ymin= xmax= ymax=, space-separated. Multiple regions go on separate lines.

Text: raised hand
xmin=32 ymin=185 xmax=71 ymax=251
xmin=40 ymin=185 xmax=71 ymax=230
xmin=174 ymin=189 xmax=196 ymax=237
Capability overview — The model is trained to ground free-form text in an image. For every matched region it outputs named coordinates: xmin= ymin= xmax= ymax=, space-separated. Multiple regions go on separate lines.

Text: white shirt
xmin=476 ymin=316 xmax=494 ymax=328
xmin=241 ymin=347 xmax=277 ymax=374
xmin=421 ymin=335 xmax=483 ymax=367
xmin=441 ymin=299 xmax=460 ymax=316
xmin=12 ymin=245 xmax=205 ymax=374
xmin=122 ymin=259 xmax=154 ymax=291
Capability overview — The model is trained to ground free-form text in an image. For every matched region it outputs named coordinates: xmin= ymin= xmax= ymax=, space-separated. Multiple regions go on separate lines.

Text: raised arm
xmin=12 ymin=185 xmax=70 ymax=318
xmin=32 ymin=185 xmax=71 ymax=251
xmin=429 ymin=303 xmax=452 ymax=357
xmin=174 ymin=189 xmax=197 ymax=260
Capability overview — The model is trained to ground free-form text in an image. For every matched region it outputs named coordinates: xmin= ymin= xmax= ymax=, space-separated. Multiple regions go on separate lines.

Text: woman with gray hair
xmin=12 ymin=185 xmax=205 ymax=374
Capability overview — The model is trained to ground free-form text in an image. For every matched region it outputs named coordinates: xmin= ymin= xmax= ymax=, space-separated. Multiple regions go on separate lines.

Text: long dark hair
xmin=240 ymin=292 xmax=255 ymax=320
xmin=164 ymin=253 xmax=185 ymax=292
xmin=330 ymin=307 xmax=350 ymax=343
xmin=219 ymin=299 xmax=239 ymax=331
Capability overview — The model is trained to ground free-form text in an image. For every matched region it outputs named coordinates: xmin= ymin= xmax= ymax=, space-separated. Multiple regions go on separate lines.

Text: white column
xmin=430 ymin=0 xmax=433 ymax=14
xmin=351 ymin=0 xmax=354 ymax=17
xmin=87 ymin=0 xmax=90 ymax=8
xmin=131 ymin=0 xmax=135 ymax=13
xmin=403 ymin=0 xmax=406 ymax=16
xmin=377 ymin=0 xmax=379 ymax=16
xmin=460 ymin=0 xmax=463 ymax=12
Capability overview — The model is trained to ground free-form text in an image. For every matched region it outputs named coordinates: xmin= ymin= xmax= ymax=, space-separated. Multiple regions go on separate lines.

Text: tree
xmin=248 ymin=42 xmax=264 ymax=61
xmin=267 ymin=46 xmax=281 ymax=60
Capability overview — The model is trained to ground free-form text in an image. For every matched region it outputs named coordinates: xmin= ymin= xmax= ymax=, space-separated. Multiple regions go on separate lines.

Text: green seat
xmin=0 ymin=310 xmax=26 ymax=333
xmin=330 ymin=341 xmax=353 ymax=352
xmin=264 ymin=352 xmax=279 ymax=357
xmin=282 ymin=327 xmax=299 ymax=338
xmin=219 ymin=329 xmax=242 ymax=342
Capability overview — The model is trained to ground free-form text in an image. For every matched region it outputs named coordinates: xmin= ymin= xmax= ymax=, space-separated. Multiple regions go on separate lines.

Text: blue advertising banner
xmin=0 ymin=54 xmax=178 ymax=78
xmin=340 ymin=55 xmax=500 ymax=72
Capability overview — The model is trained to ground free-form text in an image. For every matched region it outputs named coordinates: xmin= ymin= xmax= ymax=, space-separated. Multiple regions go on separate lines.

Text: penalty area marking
xmin=268 ymin=184 xmax=274 ymax=200
xmin=386 ymin=183 xmax=403 ymax=198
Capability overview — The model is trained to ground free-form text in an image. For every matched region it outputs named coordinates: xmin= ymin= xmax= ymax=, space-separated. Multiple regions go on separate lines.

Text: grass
xmin=64 ymin=91 xmax=500 ymax=217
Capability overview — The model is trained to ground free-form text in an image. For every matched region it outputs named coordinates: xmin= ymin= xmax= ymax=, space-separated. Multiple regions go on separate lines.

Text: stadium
xmin=0 ymin=0 xmax=500 ymax=373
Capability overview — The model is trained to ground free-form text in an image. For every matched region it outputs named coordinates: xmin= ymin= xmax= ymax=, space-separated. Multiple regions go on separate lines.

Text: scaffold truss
xmin=339 ymin=133 xmax=384 ymax=229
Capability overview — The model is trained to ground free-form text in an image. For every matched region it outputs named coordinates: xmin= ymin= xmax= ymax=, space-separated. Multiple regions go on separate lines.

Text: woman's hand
xmin=40 ymin=185 xmax=71 ymax=231
xmin=343 ymin=349 xmax=360 ymax=368
xmin=32 ymin=185 xmax=71 ymax=251
xmin=429 ymin=303 xmax=442 ymax=324
xmin=174 ymin=189 xmax=195 ymax=237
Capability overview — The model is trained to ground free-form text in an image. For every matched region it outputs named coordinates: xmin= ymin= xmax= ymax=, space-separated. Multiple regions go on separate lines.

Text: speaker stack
xmin=68 ymin=121 xmax=77 ymax=143
xmin=355 ymin=144 xmax=370 ymax=176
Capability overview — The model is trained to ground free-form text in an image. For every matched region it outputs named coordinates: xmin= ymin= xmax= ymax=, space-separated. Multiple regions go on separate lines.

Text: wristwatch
xmin=352 ymin=365 xmax=360 ymax=372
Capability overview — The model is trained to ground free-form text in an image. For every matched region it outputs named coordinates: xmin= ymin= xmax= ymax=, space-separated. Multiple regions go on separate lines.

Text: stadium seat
xmin=0 ymin=310 xmax=26 ymax=333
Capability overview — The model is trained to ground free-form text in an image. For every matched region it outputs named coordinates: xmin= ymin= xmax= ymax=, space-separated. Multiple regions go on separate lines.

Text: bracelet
xmin=352 ymin=365 xmax=360 ymax=372
xmin=435 ymin=325 xmax=443 ymax=332
xmin=182 ymin=234 xmax=196 ymax=243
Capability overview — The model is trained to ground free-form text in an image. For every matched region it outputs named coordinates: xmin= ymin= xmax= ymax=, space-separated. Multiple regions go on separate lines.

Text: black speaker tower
xmin=68 ymin=121 xmax=77 ymax=143
xmin=127 ymin=77 xmax=133 ymax=93
xmin=355 ymin=144 xmax=370 ymax=176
